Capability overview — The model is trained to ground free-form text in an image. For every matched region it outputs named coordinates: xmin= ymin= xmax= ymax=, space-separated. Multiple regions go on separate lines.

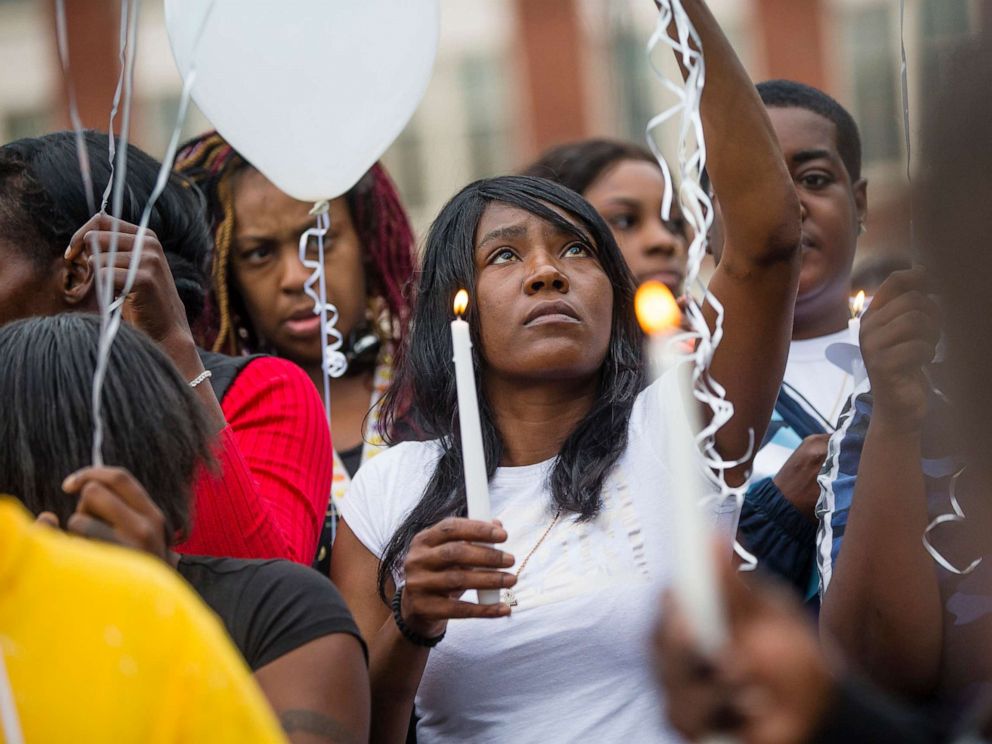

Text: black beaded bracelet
xmin=391 ymin=586 xmax=445 ymax=648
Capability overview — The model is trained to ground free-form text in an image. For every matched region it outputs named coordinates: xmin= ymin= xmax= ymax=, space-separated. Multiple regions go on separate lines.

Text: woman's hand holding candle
xmin=451 ymin=289 xmax=502 ymax=605
xmin=400 ymin=518 xmax=516 ymax=638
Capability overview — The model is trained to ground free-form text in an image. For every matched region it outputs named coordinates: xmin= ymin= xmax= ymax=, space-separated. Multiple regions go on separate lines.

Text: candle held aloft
xmin=635 ymin=282 xmax=727 ymax=654
xmin=450 ymin=290 xmax=500 ymax=606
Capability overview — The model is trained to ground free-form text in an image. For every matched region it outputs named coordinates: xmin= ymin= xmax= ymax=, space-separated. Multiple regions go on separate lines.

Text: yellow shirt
xmin=0 ymin=498 xmax=286 ymax=743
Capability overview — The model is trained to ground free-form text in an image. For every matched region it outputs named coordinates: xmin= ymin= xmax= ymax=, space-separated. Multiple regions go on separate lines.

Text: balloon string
xmin=298 ymin=205 xmax=348 ymax=425
xmin=100 ymin=0 xmax=132 ymax=213
xmin=108 ymin=2 xmax=216 ymax=314
xmin=897 ymin=1 xmax=970 ymax=575
xmin=0 ymin=647 xmax=23 ymax=744
xmin=90 ymin=0 xmax=215 ymax=468
xmin=54 ymin=0 xmax=96 ymax=217
xmin=647 ymin=2 xmax=752 ymax=568
xmin=91 ymin=0 xmax=140 ymax=468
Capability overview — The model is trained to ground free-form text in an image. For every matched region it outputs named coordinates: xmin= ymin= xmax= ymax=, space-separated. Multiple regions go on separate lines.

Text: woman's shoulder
xmin=356 ymin=438 xmax=445 ymax=483
xmin=236 ymin=354 xmax=314 ymax=389
xmin=220 ymin=354 xmax=325 ymax=419
xmin=341 ymin=439 xmax=444 ymax=552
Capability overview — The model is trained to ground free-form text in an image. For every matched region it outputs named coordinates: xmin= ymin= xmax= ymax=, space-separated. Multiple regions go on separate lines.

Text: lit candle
xmin=848 ymin=290 xmax=866 ymax=345
xmin=451 ymin=289 xmax=500 ymax=606
xmin=635 ymin=281 xmax=727 ymax=654
xmin=849 ymin=290 xmax=867 ymax=386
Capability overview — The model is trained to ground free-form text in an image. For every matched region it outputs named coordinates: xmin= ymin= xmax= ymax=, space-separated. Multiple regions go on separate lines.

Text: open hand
xmin=401 ymin=517 xmax=516 ymax=638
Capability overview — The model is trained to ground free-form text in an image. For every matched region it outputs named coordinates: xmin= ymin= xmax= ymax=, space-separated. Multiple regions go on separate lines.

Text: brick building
xmin=0 ymin=0 xmax=982 ymax=262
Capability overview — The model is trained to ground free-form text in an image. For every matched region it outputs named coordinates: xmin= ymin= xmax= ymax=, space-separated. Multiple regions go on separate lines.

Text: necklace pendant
xmin=501 ymin=588 xmax=517 ymax=607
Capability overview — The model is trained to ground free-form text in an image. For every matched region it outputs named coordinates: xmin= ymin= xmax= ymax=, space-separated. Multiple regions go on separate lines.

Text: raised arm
xmin=674 ymin=1 xmax=802 ymax=481
xmin=819 ymin=269 xmax=944 ymax=699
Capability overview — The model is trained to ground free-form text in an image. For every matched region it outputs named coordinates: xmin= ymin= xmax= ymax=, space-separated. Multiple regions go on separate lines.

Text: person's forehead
xmin=589 ymin=159 xmax=664 ymax=194
xmin=234 ymin=168 xmax=344 ymax=235
xmin=766 ymin=106 xmax=841 ymax=162
xmin=474 ymin=201 xmax=582 ymax=245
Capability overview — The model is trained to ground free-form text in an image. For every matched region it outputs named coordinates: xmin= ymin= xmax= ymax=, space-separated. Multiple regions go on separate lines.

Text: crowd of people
xmin=2 ymin=0 xmax=991 ymax=742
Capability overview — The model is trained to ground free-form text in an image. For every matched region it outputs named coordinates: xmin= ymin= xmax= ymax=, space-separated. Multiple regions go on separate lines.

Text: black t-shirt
xmin=177 ymin=554 xmax=366 ymax=671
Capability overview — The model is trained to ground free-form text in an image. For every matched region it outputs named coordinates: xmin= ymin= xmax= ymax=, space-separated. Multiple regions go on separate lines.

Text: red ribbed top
xmin=175 ymin=356 xmax=331 ymax=563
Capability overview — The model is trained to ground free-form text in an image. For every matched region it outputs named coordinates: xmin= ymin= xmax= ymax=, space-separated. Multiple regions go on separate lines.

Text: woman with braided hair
xmin=176 ymin=132 xmax=417 ymax=574
xmin=0 ymin=130 xmax=333 ymax=566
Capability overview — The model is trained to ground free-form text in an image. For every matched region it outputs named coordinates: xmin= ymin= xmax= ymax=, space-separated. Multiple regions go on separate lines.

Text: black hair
xmin=0 ymin=130 xmax=212 ymax=326
xmin=0 ymin=313 xmax=214 ymax=540
xmin=376 ymin=175 xmax=644 ymax=598
xmin=522 ymin=138 xmax=660 ymax=196
xmin=757 ymin=79 xmax=863 ymax=182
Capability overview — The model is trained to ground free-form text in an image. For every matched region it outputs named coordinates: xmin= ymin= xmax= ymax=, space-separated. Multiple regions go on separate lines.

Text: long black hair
xmin=0 ymin=130 xmax=212 ymax=326
xmin=377 ymin=175 xmax=644 ymax=597
xmin=0 ymin=314 xmax=214 ymax=540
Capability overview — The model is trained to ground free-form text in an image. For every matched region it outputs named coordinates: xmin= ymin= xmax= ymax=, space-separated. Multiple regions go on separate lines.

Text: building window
xmin=5 ymin=108 xmax=50 ymax=142
xmin=459 ymin=55 xmax=511 ymax=179
xmin=920 ymin=0 xmax=975 ymax=93
xmin=613 ymin=27 xmax=660 ymax=142
xmin=843 ymin=4 xmax=901 ymax=166
xmin=383 ymin=124 xmax=427 ymax=212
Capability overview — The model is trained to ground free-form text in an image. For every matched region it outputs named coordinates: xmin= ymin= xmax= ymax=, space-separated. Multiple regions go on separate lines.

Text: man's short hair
xmin=757 ymin=79 xmax=863 ymax=182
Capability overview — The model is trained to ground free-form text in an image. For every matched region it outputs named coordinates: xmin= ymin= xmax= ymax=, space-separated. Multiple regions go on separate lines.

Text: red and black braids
xmin=175 ymin=131 xmax=416 ymax=355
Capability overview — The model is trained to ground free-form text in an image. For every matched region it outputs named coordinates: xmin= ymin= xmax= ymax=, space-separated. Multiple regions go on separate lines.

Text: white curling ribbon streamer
xmin=90 ymin=0 xmax=215 ymax=466
xmin=923 ymin=468 xmax=983 ymax=576
xmin=298 ymin=203 xmax=348 ymax=422
xmin=647 ymin=2 xmax=754 ymax=573
xmin=90 ymin=0 xmax=141 ymax=467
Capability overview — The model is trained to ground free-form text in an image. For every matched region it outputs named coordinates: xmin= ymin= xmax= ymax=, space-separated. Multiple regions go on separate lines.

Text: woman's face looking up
xmin=472 ymin=202 xmax=614 ymax=386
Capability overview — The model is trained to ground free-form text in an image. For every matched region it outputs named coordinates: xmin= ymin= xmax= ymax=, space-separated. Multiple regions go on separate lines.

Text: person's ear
xmin=61 ymin=249 xmax=95 ymax=306
xmin=853 ymin=178 xmax=868 ymax=230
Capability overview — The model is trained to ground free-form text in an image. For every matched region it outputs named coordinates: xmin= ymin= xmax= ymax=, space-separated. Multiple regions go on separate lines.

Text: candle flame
xmin=851 ymin=290 xmax=866 ymax=318
xmin=453 ymin=289 xmax=469 ymax=317
xmin=634 ymin=281 xmax=681 ymax=335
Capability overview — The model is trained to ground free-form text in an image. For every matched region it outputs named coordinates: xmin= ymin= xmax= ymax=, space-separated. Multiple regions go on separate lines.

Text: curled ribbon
xmin=923 ymin=468 xmax=982 ymax=576
xmin=648 ymin=2 xmax=753 ymax=566
xmin=89 ymin=0 xmax=216 ymax=466
xmin=298 ymin=205 xmax=348 ymax=421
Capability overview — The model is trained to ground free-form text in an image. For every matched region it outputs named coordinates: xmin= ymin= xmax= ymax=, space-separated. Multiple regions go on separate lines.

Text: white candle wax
xmin=848 ymin=316 xmax=868 ymax=387
xmin=649 ymin=333 xmax=728 ymax=655
xmin=451 ymin=315 xmax=500 ymax=606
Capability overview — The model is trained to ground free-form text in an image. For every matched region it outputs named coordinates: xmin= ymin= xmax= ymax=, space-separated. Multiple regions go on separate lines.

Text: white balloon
xmin=166 ymin=0 xmax=439 ymax=202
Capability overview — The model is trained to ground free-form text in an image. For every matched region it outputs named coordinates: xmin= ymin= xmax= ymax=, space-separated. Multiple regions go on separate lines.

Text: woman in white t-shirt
xmin=331 ymin=3 xmax=803 ymax=741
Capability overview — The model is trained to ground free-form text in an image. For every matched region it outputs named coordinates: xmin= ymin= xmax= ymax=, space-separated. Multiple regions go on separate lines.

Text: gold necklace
xmin=501 ymin=508 xmax=563 ymax=607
